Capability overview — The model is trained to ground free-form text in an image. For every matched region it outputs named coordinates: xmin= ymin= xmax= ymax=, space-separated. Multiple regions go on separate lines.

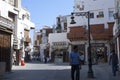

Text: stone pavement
xmin=80 ymin=63 xmax=120 ymax=80
xmin=2 ymin=62 xmax=120 ymax=80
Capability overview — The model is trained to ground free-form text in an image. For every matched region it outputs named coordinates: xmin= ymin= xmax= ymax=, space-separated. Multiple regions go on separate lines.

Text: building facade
xmin=113 ymin=0 xmax=120 ymax=68
xmin=48 ymin=15 xmax=70 ymax=63
xmin=18 ymin=8 xmax=35 ymax=63
xmin=33 ymin=26 xmax=53 ymax=62
xmin=48 ymin=33 xmax=70 ymax=63
xmin=0 ymin=0 xmax=20 ymax=72
xmin=0 ymin=0 xmax=35 ymax=71
xmin=67 ymin=0 xmax=115 ymax=63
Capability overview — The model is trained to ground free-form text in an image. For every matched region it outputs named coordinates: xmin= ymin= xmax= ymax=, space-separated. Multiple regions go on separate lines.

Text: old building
xmin=49 ymin=33 xmax=70 ymax=63
xmin=0 ymin=0 xmax=20 ymax=72
xmin=18 ymin=8 xmax=35 ymax=63
xmin=48 ymin=15 xmax=70 ymax=63
xmin=0 ymin=0 xmax=35 ymax=71
xmin=113 ymin=0 xmax=120 ymax=69
xmin=67 ymin=0 xmax=115 ymax=63
xmin=33 ymin=26 xmax=53 ymax=62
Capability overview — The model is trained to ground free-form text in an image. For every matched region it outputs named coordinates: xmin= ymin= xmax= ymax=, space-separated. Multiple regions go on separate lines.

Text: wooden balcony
xmin=24 ymin=37 xmax=31 ymax=43
xmin=67 ymin=24 xmax=114 ymax=41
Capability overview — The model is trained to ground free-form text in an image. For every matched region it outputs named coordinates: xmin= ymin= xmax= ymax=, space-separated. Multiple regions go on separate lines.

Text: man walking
xmin=69 ymin=46 xmax=81 ymax=80
xmin=110 ymin=50 xmax=118 ymax=76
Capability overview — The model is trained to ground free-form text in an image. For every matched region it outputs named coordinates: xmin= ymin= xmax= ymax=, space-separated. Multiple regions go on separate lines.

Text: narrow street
xmin=3 ymin=62 xmax=71 ymax=80
xmin=3 ymin=61 xmax=120 ymax=80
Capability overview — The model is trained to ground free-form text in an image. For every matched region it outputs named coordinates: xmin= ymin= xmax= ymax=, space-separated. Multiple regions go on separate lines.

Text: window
xmin=26 ymin=13 xmax=30 ymax=20
xmin=109 ymin=11 xmax=114 ymax=20
xmin=76 ymin=5 xmax=84 ymax=11
xmin=99 ymin=11 xmax=104 ymax=17
xmin=8 ymin=12 xmax=15 ymax=21
xmin=97 ymin=11 xmax=104 ymax=18
xmin=22 ymin=13 xmax=30 ymax=20
xmin=9 ymin=0 xmax=17 ymax=7
xmin=22 ymin=14 xmax=25 ymax=20
xmin=9 ymin=0 xmax=14 ymax=6
xmin=90 ymin=13 xmax=94 ymax=18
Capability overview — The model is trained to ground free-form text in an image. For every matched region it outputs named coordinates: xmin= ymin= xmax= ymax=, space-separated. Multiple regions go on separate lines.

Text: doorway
xmin=0 ymin=31 xmax=11 ymax=71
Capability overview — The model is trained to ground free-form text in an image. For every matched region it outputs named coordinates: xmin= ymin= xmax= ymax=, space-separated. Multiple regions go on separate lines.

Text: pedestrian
xmin=12 ymin=51 xmax=16 ymax=65
xmin=69 ymin=46 xmax=81 ymax=80
xmin=109 ymin=50 xmax=118 ymax=76
xmin=108 ymin=51 xmax=112 ymax=65
xmin=80 ymin=51 xmax=84 ymax=65
xmin=44 ymin=56 xmax=47 ymax=63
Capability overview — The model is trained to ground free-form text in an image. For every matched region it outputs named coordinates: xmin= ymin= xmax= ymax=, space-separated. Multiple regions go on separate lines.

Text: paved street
xmin=3 ymin=61 xmax=120 ymax=80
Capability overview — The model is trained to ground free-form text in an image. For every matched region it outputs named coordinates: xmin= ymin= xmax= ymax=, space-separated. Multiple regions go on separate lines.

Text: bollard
xmin=21 ymin=58 xmax=25 ymax=66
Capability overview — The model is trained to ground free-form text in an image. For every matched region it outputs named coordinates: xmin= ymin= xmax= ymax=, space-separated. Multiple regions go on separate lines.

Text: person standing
xmin=110 ymin=50 xmax=118 ymax=76
xmin=80 ymin=52 xmax=84 ymax=65
xmin=69 ymin=46 xmax=81 ymax=80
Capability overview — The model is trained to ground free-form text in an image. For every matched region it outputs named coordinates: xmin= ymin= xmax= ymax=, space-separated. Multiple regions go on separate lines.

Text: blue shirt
xmin=70 ymin=51 xmax=80 ymax=65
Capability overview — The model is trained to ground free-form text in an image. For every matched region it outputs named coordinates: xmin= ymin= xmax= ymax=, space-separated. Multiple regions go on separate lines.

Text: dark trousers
xmin=112 ymin=64 xmax=118 ymax=76
xmin=71 ymin=65 xmax=80 ymax=80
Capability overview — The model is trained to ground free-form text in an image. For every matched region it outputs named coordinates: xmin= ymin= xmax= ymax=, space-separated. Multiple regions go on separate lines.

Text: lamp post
xmin=70 ymin=11 xmax=94 ymax=78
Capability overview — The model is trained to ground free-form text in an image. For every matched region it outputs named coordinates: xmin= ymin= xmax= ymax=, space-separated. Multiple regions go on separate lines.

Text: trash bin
xmin=0 ymin=62 xmax=6 ymax=79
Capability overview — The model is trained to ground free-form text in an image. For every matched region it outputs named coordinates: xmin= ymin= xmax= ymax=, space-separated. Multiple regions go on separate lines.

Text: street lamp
xmin=70 ymin=11 xmax=94 ymax=78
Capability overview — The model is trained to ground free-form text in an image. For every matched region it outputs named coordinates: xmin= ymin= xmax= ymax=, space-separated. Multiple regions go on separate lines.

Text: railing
xmin=0 ymin=16 xmax=15 ymax=29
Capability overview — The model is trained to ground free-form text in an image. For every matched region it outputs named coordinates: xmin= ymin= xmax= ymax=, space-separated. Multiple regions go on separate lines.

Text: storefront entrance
xmin=91 ymin=43 xmax=107 ymax=64
xmin=51 ymin=49 xmax=69 ymax=63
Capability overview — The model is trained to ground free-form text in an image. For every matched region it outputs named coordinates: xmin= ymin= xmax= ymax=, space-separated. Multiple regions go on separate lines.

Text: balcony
xmin=0 ymin=16 xmax=14 ymax=30
xmin=24 ymin=36 xmax=31 ymax=43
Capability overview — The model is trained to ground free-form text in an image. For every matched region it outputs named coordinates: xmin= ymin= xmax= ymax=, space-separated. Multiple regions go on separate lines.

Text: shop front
xmin=0 ymin=15 xmax=14 ymax=71
xmin=91 ymin=43 xmax=108 ymax=64
xmin=51 ymin=41 xmax=69 ymax=63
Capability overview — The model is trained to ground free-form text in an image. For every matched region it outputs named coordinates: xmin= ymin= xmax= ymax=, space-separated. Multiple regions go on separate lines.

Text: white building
xmin=113 ymin=0 xmax=120 ymax=69
xmin=56 ymin=15 xmax=68 ymax=32
xmin=67 ymin=0 xmax=115 ymax=63
xmin=67 ymin=0 xmax=115 ymax=27
xmin=0 ymin=0 xmax=35 ymax=71
xmin=33 ymin=26 xmax=53 ymax=62
xmin=48 ymin=32 xmax=70 ymax=62
xmin=33 ymin=29 xmax=41 ymax=53
xmin=46 ymin=15 xmax=71 ymax=63
xmin=0 ymin=0 xmax=20 ymax=71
